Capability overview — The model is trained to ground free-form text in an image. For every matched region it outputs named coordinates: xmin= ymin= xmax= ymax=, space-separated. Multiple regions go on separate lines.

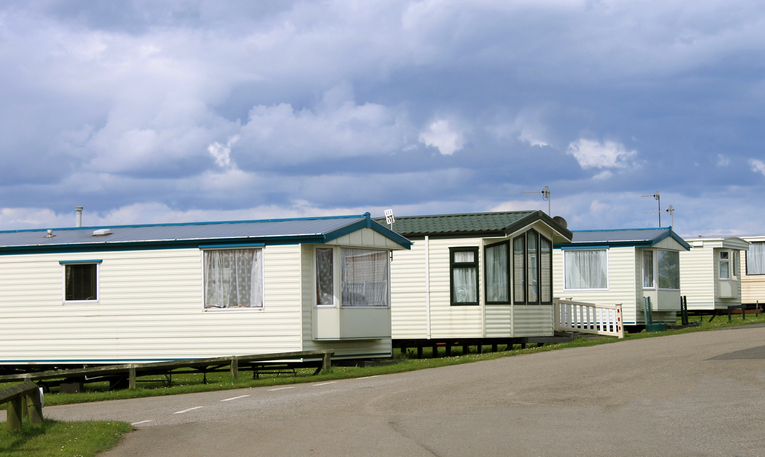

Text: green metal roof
xmin=375 ymin=210 xmax=572 ymax=240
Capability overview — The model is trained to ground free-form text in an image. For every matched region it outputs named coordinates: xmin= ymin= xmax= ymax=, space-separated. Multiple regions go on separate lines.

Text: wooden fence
xmin=554 ymin=298 xmax=624 ymax=338
xmin=0 ymin=381 xmax=43 ymax=431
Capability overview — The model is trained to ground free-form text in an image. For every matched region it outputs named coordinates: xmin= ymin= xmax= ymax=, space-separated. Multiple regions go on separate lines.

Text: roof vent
xmin=92 ymin=229 xmax=112 ymax=236
xmin=45 ymin=229 xmax=55 ymax=238
xmin=552 ymin=216 xmax=568 ymax=229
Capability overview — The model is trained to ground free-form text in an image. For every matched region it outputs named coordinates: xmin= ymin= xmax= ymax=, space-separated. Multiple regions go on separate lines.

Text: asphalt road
xmin=8 ymin=326 xmax=765 ymax=456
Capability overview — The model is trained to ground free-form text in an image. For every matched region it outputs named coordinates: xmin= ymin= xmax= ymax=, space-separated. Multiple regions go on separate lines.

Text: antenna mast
xmin=642 ymin=192 xmax=661 ymax=227
xmin=524 ymin=186 xmax=551 ymax=215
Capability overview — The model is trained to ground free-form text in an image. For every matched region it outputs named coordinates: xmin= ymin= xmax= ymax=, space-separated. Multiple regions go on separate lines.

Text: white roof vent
xmin=92 ymin=229 xmax=112 ymax=236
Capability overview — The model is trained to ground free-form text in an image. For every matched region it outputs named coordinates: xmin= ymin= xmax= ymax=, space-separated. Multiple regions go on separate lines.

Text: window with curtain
xmin=747 ymin=242 xmax=765 ymax=275
xmin=204 ymin=249 xmax=263 ymax=309
xmin=643 ymin=250 xmax=654 ymax=288
xmin=341 ymin=248 xmax=389 ymax=307
xmin=540 ymin=237 xmax=552 ymax=303
xmin=64 ymin=263 xmax=98 ymax=301
xmin=658 ymin=250 xmax=679 ymax=289
xmin=527 ymin=233 xmax=538 ymax=303
xmin=719 ymin=250 xmax=731 ymax=280
xmin=316 ymin=248 xmax=334 ymax=306
xmin=564 ymin=249 xmax=608 ymax=290
xmin=513 ymin=237 xmax=525 ymax=303
xmin=485 ymin=242 xmax=509 ymax=303
xmin=450 ymin=247 xmax=479 ymax=305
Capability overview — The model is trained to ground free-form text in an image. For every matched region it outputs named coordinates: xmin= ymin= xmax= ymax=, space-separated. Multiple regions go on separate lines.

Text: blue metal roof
xmin=556 ymin=227 xmax=691 ymax=250
xmin=0 ymin=213 xmax=412 ymax=254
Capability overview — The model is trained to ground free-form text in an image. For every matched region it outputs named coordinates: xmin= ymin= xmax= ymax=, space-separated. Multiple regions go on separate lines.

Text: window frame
xmin=315 ymin=247 xmax=336 ymax=308
xmin=511 ymin=230 xmax=552 ymax=305
xmin=746 ymin=242 xmax=765 ymax=275
xmin=202 ymin=247 xmax=264 ymax=311
xmin=563 ymin=248 xmax=609 ymax=291
xmin=719 ymin=250 xmax=731 ymax=280
xmin=642 ymin=250 xmax=655 ymax=289
xmin=60 ymin=260 xmax=101 ymax=303
xmin=450 ymin=246 xmax=480 ymax=306
xmin=484 ymin=241 xmax=510 ymax=305
xmin=642 ymin=248 xmax=680 ymax=291
xmin=339 ymin=247 xmax=391 ymax=309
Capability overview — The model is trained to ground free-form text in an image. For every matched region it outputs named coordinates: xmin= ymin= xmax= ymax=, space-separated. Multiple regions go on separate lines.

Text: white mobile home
xmin=680 ymin=236 xmax=749 ymax=310
xmin=740 ymin=236 xmax=765 ymax=307
xmin=385 ymin=211 xmax=573 ymax=347
xmin=0 ymin=213 xmax=411 ymax=369
xmin=553 ymin=228 xmax=690 ymax=331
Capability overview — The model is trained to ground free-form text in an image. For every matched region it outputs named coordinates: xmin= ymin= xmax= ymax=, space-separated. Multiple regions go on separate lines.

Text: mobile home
xmin=553 ymin=228 xmax=690 ymax=331
xmin=740 ymin=236 xmax=765 ymax=307
xmin=680 ymin=236 xmax=749 ymax=310
xmin=385 ymin=211 xmax=573 ymax=347
xmin=0 ymin=213 xmax=411 ymax=369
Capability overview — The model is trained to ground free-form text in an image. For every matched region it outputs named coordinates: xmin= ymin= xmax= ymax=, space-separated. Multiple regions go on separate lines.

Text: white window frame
xmin=719 ymin=250 xmax=732 ymax=280
xmin=314 ymin=246 xmax=337 ymax=308
xmin=61 ymin=260 xmax=101 ymax=304
xmin=642 ymin=250 xmax=655 ymax=290
xmin=562 ymin=249 xmax=609 ymax=291
xmin=202 ymin=247 xmax=264 ymax=311
xmin=340 ymin=247 xmax=391 ymax=309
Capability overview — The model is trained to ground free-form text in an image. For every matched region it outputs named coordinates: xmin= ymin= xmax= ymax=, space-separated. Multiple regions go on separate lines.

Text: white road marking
xmin=131 ymin=420 xmax=154 ymax=426
xmin=268 ymin=386 xmax=295 ymax=391
xmin=174 ymin=406 xmax=204 ymax=414
xmin=221 ymin=395 xmax=250 ymax=402
xmin=313 ymin=381 xmax=337 ymax=386
xmin=360 ymin=375 xmax=380 ymax=379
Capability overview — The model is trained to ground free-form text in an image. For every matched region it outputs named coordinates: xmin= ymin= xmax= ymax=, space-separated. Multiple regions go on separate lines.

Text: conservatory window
xmin=485 ymin=242 xmax=509 ymax=304
xmin=450 ymin=247 xmax=479 ymax=305
xmin=747 ymin=242 xmax=765 ymax=275
xmin=341 ymin=248 xmax=389 ymax=308
xmin=658 ymin=250 xmax=680 ymax=290
xmin=564 ymin=249 xmax=608 ymax=290
xmin=512 ymin=231 xmax=552 ymax=304
xmin=316 ymin=248 xmax=334 ymax=306
xmin=540 ymin=237 xmax=552 ymax=303
xmin=204 ymin=249 xmax=263 ymax=309
xmin=513 ymin=237 xmax=525 ymax=303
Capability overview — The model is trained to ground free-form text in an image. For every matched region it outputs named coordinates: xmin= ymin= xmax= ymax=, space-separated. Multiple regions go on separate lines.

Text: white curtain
xmin=565 ymin=250 xmax=607 ymax=289
xmin=316 ymin=248 xmax=334 ymax=305
xmin=748 ymin=243 xmax=765 ymax=274
xmin=486 ymin=244 xmax=508 ymax=302
xmin=452 ymin=267 xmax=477 ymax=303
xmin=204 ymin=249 xmax=262 ymax=308
xmin=341 ymin=248 xmax=389 ymax=307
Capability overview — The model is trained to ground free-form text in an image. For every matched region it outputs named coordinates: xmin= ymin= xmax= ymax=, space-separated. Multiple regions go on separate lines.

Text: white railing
xmin=554 ymin=298 xmax=624 ymax=338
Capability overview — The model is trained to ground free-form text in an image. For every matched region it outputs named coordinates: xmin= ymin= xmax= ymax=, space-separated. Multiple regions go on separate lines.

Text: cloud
xmin=716 ymin=154 xmax=730 ymax=167
xmin=208 ymin=135 xmax=239 ymax=168
xmin=750 ymin=159 xmax=765 ymax=177
xmin=418 ymin=119 xmax=463 ymax=155
xmin=567 ymin=139 xmax=638 ymax=170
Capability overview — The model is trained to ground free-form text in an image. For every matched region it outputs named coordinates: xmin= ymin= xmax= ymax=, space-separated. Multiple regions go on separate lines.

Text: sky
xmin=1 ymin=0 xmax=764 ymax=237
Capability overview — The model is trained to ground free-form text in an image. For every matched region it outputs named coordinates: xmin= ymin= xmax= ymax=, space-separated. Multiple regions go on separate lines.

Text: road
xmin=8 ymin=325 xmax=765 ymax=456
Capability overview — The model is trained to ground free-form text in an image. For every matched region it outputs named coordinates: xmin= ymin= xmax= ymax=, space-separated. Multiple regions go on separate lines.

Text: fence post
xmin=26 ymin=390 xmax=44 ymax=426
xmin=7 ymin=396 xmax=23 ymax=431
xmin=230 ymin=356 xmax=239 ymax=379
xmin=129 ymin=365 xmax=137 ymax=390
xmin=322 ymin=351 xmax=332 ymax=373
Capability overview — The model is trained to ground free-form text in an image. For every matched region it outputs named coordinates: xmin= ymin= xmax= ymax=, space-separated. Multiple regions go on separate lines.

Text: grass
xmin=0 ymin=418 xmax=132 ymax=457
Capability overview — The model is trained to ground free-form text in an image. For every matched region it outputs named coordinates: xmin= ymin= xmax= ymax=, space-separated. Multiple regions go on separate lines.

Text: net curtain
xmin=204 ymin=249 xmax=263 ymax=308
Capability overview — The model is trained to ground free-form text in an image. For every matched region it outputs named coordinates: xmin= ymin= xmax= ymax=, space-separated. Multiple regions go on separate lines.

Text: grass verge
xmin=0 ymin=418 xmax=131 ymax=457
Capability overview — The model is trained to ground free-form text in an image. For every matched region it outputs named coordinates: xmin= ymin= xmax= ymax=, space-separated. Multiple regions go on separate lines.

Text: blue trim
xmin=322 ymin=217 xmax=412 ymax=249
xmin=312 ymin=336 xmax=390 ymax=340
xmin=199 ymin=242 xmax=265 ymax=249
xmin=557 ymin=245 xmax=609 ymax=250
xmin=59 ymin=259 xmax=103 ymax=264
xmin=557 ymin=227 xmax=691 ymax=251
xmin=0 ymin=358 xmax=191 ymax=363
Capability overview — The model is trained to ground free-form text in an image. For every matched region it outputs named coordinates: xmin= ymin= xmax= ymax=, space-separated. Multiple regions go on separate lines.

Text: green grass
xmin=0 ymin=418 xmax=132 ymax=457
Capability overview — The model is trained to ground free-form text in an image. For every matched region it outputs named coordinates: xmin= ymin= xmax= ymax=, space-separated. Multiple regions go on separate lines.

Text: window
xmin=341 ymin=248 xmax=389 ymax=307
xmin=719 ymin=251 xmax=731 ymax=280
xmin=450 ymin=247 xmax=479 ymax=305
xmin=204 ymin=249 xmax=263 ymax=309
xmin=658 ymin=250 xmax=679 ymax=289
xmin=316 ymin=248 xmax=334 ymax=306
xmin=643 ymin=250 xmax=654 ymax=289
xmin=61 ymin=261 xmax=100 ymax=302
xmin=512 ymin=231 xmax=552 ymax=304
xmin=485 ymin=242 xmax=509 ymax=304
xmin=747 ymin=242 xmax=765 ymax=275
xmin=564 ymin=249 xmax=608 ymax=290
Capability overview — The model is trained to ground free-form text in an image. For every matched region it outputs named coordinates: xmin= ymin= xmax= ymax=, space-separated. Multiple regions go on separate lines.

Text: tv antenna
xmin=642 ymin=192 xmax=661 ymax=226
xmin=384 ymin=209 xmax=395 ymax=231
xmin=649 ymin=205 xmax=675 ymax=228
xmin=524 ymin=186 xmax=551 ymax=215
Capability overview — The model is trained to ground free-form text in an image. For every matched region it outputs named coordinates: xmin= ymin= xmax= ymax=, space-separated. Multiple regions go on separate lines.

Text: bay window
xmin=340 ymin=248 xmax=389 ymax=308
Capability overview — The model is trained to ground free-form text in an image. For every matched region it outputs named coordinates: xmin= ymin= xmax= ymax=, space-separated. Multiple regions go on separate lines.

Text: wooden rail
xmin=0 ymin=350 xmax=334 ymax=389
xmin=554 ymin=298 xmax=624 ymax=338
xmin=0 ymin=381 xmax=43 ymax=431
